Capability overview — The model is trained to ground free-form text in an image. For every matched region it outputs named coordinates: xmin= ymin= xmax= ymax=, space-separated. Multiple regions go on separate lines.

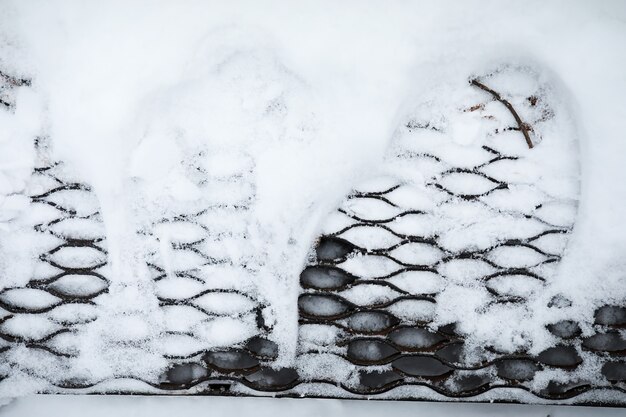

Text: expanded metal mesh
xmin=0 ymin=68 xmax=624 ymax=404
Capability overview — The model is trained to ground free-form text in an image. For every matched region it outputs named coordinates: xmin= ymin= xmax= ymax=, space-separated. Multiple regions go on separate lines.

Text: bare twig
xmin=470 ymin=78 xmax=534 ymax=149
xmin=0 ymin=70 xmax=31 ymax=87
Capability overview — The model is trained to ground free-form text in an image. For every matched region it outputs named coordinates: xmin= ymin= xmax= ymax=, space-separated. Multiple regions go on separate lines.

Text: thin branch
xmin=0 ymin=70 xmax=30 ymax=87
xmin=470 ymin=79 xmax=534 ymax=149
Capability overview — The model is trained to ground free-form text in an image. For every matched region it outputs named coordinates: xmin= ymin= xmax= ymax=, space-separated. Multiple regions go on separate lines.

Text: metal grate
xmin=0 ymin=67 xmax=624 ymax=405
xmin=0 ymin=136 xmax=111 ymax=386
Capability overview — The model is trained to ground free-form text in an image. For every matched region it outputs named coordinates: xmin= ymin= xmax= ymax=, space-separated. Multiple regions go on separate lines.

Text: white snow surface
xmin=1 ymin=394 xmax=625 ymax=417
xmin=0 ymin=0 xmax=625 ymax=401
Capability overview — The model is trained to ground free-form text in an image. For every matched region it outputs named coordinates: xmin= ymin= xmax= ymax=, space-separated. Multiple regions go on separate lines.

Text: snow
xmin=0 ymin=0 xmax=625 ymax=407
xmin=387 ymin=271 xmax=445 ymax=294
xmin=0 ymin=394 xmax=625 ymax=417
xmin=387 ymin=299 xmax=436 ymax=322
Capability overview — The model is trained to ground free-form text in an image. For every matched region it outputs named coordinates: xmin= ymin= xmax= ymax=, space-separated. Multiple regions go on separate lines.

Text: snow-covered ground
xmin=0 ymin=0 xmax=625 ymax=411
xmin=2 ymin=395 xmax=626 ymax=417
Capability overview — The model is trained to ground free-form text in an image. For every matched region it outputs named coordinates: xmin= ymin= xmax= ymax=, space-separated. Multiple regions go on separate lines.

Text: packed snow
xmin=0 ymin=0 xmax=625 ymax=411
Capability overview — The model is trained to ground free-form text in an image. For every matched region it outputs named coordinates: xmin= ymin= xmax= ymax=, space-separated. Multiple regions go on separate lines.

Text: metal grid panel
xmin=0 ymin=68 xmax=624 ymax=405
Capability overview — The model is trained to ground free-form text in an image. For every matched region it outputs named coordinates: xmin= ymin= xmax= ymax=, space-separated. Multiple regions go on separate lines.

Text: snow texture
xmin=0 ymin=0 xmax=625 ymax=406
xmin=1 ymin=394 xmax=625 ymax=417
